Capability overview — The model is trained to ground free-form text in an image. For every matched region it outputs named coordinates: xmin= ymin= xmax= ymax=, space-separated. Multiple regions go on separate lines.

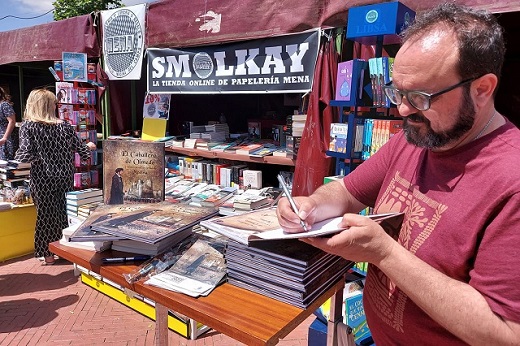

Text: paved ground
xmin=0 ymin=254 xmax=313 ymax=346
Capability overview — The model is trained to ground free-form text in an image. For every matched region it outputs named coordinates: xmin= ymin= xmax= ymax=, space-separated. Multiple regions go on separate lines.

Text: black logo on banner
xmin=104 ymin=9 xmax=144 ymax=78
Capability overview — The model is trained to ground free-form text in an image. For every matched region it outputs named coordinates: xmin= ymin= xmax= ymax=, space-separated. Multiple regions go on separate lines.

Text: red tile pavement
xmin=0 ymin=254 xmax=314 ymax=346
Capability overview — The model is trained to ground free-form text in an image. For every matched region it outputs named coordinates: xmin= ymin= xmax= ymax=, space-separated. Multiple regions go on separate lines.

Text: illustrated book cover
xmin=69 ymin=204 xmax=158 ymax=242
xmin=144 ymin=237 xmax=227 ymax=297
xmin=199 ymin=207 xmax=404 ymax=245
xmin=90 ymin=202 xmax=218 ymax=244
xmin=103 ymin=140 xmax=165 ymax=205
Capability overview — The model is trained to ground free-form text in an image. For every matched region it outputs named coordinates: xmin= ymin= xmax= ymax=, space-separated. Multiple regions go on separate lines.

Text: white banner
xmin=101 ymin=4 xmax=146 ymax=80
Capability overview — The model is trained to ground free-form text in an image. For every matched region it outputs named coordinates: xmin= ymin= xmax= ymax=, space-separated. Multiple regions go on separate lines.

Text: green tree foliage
xmin=53 ymin=0 xmax=124 ymax=20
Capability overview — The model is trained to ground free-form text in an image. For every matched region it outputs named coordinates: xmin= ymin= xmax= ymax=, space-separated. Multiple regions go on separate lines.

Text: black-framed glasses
xmin=382 ymin=77 xmax=477 ymax=111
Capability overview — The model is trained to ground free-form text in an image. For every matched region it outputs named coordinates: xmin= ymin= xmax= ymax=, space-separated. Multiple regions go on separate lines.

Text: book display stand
xmin=49 ymin=241 xmax=345 ymax=345
xmin=327 ymin=2 xmax=415 ymax=176
xmin=55 ymin=61 xmax=100 ymax=189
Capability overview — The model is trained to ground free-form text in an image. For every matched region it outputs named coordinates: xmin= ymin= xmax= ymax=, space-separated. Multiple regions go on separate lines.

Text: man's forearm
xmin=308 ymin=180 xmax=364 ymax=220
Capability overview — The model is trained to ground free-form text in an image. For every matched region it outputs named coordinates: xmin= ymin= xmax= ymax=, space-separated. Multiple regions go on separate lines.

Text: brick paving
xmin=0 ymin=254 xmax=313 ymax=346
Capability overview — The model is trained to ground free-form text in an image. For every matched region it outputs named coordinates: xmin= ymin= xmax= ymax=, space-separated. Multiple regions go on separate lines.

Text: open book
xmin=199 ymin=207 xmax=404 ymax=245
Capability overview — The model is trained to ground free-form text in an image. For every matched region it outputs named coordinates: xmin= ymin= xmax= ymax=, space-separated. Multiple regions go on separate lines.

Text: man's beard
xmin=403 ymin=88 xmax=475 ymax=149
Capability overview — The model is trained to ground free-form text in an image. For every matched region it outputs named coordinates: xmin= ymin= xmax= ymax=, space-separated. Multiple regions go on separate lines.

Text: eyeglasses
xmin=382 ymin=77 xmax=477 ymax=111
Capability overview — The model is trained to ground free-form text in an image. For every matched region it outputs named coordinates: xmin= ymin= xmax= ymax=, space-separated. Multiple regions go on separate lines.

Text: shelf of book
xmin=165 ymin=147 xmax=295 ymax=166
xmin=330 ymin=1 xmax=413 ymax=176
xmin=56 ymin=78 xmax=100 ymax=190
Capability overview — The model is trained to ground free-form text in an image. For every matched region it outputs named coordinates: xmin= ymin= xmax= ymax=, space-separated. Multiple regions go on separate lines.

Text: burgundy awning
xmin=145 ymin=0 xmax=520 ymax=49
xmin=0 ymin=0 xmax=518 ymax=66
xmin=0 ymin=14 xmax=99 ymax=65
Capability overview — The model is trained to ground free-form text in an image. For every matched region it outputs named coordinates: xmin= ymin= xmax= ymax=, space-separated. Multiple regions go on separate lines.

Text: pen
xmin=102 ymin=255 xmax=151 ymax=264
xmin=277 ymin=174 xmax=309 ymax=232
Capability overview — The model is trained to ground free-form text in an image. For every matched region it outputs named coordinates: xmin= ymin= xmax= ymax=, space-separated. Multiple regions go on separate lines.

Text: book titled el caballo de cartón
xmin=199 ymin=207 xmax=404 ymax=245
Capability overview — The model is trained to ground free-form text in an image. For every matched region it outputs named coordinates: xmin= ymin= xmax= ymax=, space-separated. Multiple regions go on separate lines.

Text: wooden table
xmin=50 ymin=241 xmax=344 ymax=346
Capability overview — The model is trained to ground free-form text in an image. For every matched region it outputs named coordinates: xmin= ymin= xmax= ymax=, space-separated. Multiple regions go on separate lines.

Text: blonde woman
xmin=14 ymin=89 xmax=96 ymax=265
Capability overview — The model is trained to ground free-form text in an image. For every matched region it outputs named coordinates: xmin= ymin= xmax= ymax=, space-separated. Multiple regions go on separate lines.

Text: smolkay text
xmin=150 ymin=42 xmax=311 ymax=87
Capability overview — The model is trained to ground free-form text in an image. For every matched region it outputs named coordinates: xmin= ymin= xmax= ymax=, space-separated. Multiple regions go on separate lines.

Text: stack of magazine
xmin=144 ymin=236 xmax=227 ymax=297
xmin=67 ymin=202 xmax=219 ymax=255
xmin=226 ymin=239 xmax=352 ymax=308
xmin=200 ymin=207 xmax=404 ymax=308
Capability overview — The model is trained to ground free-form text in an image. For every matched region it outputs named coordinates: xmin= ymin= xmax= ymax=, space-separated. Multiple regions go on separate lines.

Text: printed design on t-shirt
xmin=366 ymin=171 xmax=448 ymax=334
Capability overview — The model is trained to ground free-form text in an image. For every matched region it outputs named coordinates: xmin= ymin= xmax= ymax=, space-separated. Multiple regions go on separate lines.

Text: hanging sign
xmin=147 ymin=29 xmax=320 ymax=94
xmin=101 ymin=4 xmax=146 ymax=80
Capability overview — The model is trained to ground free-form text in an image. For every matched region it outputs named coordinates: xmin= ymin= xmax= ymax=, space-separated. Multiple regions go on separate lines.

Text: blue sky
xmin=0 ymin=0 xmax=152 ymax=32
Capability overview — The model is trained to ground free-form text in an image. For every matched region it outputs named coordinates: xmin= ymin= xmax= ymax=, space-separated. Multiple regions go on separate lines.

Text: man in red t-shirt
xmin=277 ymin=3 xmax=520 ymax=345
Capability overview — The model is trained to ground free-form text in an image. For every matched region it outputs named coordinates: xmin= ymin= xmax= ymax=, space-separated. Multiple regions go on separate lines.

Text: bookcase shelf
xmin=56 ymin=78 xmax=101 ymax=190
xmin=165 ymin=147 xmax=295 ymax=166
xmin=330 ymin=1 xmax=414 ymax=176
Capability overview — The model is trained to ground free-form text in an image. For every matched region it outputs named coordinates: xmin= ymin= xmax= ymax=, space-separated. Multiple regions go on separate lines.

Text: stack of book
xmin=65 ymin=188 xmax=103 ymax=219
xmin=0 ymin=160 xmax=31 ymax=188
xmin=200 ymin=208 xmax=404 ymax=308
xmin=60 ymin=222 xmax=112 ymax=252
xmin=226 ymin=240 xmax=352 ymax=308
xmin=218 ymin=187 xmax=282 ymax=216
xmin=69 ymin=202 xmax=219 ymax=256
xmin=111 ymin=227 xmax=193 ymax=256
xmin=143 ymin=235 xmax=227 ymax=297
xmin=290 ymin=114 xmax=307 ymax=137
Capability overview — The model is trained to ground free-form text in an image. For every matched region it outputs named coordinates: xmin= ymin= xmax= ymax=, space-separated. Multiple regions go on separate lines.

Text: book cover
xmin=235 ymin=143 xmax=263 ymax=156
xmin=249 ymin=145 xmax=278 ymax=158
xmin=103 ymin=140 xmax=165 ymax=205
xmin=141 ymin=118 xmax=167 ymax=141
xmin=200 ymin=186 xmax=237 ymax=207
xmin=66 ymin=188 xmax=103 ymax=200
xmin=62 ymin=52 xmax=88 ymax=82
xmin=247 ymin=121 xmax=262 ymax=139
xmin=144 ymin=237 xmax=227 ymax=297
xmin=200 ymin=208 xmax=404 ymax=245
xmin=329 ymin=123 xmax=348 ymax=153
xmin=90 ymin=202 xmax=218 ymax=244
xmin=242 ymin=169 xmax=262 ymax=189
xmin=232 ymin=194 xmax=269 ymax=210
xmin=69 ymin=204 xmax=158 ymax=242
xmin=345 ymin=291 xmax=372 ymax=342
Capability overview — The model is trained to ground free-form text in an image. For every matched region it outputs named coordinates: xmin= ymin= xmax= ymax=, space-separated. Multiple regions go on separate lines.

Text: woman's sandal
xmin=42 ymin=256 xmax=56 ymax=265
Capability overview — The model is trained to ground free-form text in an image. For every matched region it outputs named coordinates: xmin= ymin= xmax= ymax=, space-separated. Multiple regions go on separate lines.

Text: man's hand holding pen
xmin=276 ymin=194 xmax=318 ymax=234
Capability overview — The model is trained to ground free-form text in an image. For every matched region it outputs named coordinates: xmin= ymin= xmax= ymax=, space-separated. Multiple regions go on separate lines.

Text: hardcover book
xmin=90 ymin=202 xmax=218 ymax=244
xmin=103 ymin=140 xmax=165 ymax=204
xmin=66 ymin=195 xmax=103 ymax=207
xmin=66 ymin=188 xmax=103 ymax=200
xmin=69 ymin=204 xmax=157 ymax=242
xmin=200 ymin=208 xmax=404 ymax=245
xmin=241 ymin=169 xmax=262 ymax=189
xmin=335 ymin=59 xmax=368 ymax=104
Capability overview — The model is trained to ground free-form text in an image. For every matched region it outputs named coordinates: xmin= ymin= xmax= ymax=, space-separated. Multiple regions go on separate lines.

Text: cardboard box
xmin=308 ymin=317 xmax=327 ymax=346
xmin=346 ymin=2 xmax=416 ymax=45
xmin=0 ymin=205 xmax=36 ymax=262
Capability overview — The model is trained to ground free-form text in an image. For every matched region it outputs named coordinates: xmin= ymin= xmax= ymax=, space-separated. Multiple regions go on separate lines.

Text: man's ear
xmin=472 ymin=73 xmax=497 ymax=107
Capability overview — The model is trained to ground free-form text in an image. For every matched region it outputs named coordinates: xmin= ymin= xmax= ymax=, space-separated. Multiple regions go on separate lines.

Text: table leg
xmin=327 ymin=282 xmax=344 ymax=346
xmin=155 ymin=303 xmax=168 ymax=346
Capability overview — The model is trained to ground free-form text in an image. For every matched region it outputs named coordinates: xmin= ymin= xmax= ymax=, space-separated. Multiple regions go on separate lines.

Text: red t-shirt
xmin=344 ymin=121 xmax=520 ymax=345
